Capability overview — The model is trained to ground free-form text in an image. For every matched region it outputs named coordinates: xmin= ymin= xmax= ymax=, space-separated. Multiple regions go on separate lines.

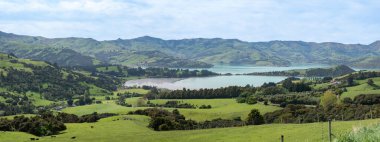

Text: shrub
xmin=246 ymin=96 xmax=258 ymax=104
xmin=246 ymin=109 xmax=264 ymax=125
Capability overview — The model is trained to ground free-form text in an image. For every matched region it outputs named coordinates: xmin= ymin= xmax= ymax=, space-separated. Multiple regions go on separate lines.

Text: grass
xmin=63 ymin=98 xmax=281 ymax=121
xmin=0 ymin=114 xmax=36 ymax=120
xmin=62 ymin=103 xmax=140 ymax=116
xmin=0 ymin=53 xmax=50 ymax=73
xmin=337 ymin=124 xmax=380 ymax=142
xmin=114 ymin=88 xmax=150 ymax=95
xmin=96 ymin=66 xmax=119 ymax=72
xmin=149 ymin=99 xmax=281 ymax=121
xmin=0 ymin=90 xmax=53 ymax=106
xmin=341 ymin=77 xmax=380 ymax=100
xmin=312 ymin=82 xmax=330 ymax=90
xmin=85 ymin=83 xmax=112 ymax=96
xmin=1 ymin=115 xmax=379 ymax=142
xmin=26 ymin=92 xmax=53 ymax=106
xmin=121 ymin=76 xmax=146 ymax=81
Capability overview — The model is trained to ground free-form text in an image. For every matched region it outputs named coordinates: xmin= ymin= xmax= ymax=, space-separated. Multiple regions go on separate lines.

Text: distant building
xmin=330 ymin=79 xmax=341 ymax=85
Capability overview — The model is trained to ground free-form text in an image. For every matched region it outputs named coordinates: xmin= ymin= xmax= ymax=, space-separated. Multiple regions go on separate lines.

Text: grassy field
xmin=0 ymin=53 xmax=50 ymax=73
xmin=25 ymin=92 xmax=54 ymax=106
xmin=1 ymin=115 xmax=379 ymax=142
xmin=311 ymin=82 xmax=330 ymax=90
xmin=62 ymin=103 xmax=139 ymax=115
xmin=149 ymin=99 xmax=281 ymax=121
xmin=340 ymin=77 xmax=380 ymax=99
xmin=337 ymin=123 xmax=380 ymax=142
xmin=0 ymin=114 xmax=36 ymax=120
xmin=96 ymin=66 xmax=119 ymax=72
xmin=62 ymin=98 xmax=281 ymax=121
xmin=113 ymin=88 xmax=150 ymax=95
xmin=84 ymin=83 xmax=112 ymax=96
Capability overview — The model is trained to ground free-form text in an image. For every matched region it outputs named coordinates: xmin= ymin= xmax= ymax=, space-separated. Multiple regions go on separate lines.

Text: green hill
xmin=0 ymin=114 xmax=378 ymax=142
xmin=0 ymin=53 xmax=119 ymax=115
xmin=340 ymin=77 xmax=380 ymax=100
xmin=247 ymin=65 xmax=356 ymax=77
xmin=1 ymin=31 xmax=380 ymax=68
xmin=351 ymin=56 xmax=380 ymax=69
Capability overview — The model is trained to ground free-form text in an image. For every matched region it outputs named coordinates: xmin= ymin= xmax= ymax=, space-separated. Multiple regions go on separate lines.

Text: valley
xmin=1 ymin=52 xmax=380 ymax=142
xmin=2 ymin=1 xmax=380 ymax=141
xmin=1 ymin=34 xmax=380 ymax=142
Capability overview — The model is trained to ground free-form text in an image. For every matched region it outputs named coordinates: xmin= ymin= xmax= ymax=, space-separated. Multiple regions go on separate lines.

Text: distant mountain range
xmin=0 ymin=31 xmax=379 ymax=68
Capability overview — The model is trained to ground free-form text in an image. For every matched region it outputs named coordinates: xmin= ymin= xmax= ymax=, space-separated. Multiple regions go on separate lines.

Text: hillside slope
xmin=247 ymin=65 xmax=356 ymax=77
xmin=1 ymin=31 xmax=380 ymax=68
xmin=0 ymin=52 xmax=118 ymax=101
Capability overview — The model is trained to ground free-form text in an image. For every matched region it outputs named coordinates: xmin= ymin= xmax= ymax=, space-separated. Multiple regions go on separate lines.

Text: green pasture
xmin=340 ymin=77 xmax=380 ymax=99
xmin=63 ymin=98 xmax=281 ymax=121
xmin=1 ymin=115 xmax=379 ymax=142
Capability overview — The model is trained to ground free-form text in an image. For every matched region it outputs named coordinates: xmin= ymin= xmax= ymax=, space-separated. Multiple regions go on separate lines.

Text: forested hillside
xmin=247 ymin=65 xmax=356 ymax=77
xmin=1 ymin=31 xmax=379 ymax=68
xmin=0 ymin=53 xmax=119 ymax=115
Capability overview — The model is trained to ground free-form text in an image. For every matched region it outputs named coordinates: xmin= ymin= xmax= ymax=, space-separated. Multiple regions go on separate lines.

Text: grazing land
xmin=1 ymin=52 xmax=380 ymax=142
xmin=63 ymin=98 xmax=281 ymax=121
xmin=0 ymin=115 xmax=379 ymax=142
xmin=340 ymin=77 xmax=380 ymax=99
xmin=149 ymin=99 xmax=281 ymax=121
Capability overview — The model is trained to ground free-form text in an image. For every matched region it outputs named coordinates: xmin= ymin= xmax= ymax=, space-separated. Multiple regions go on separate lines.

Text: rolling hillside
xmin=1 ymin=31 xmax=380 ymax=68
xmin=0 ymin=53 xmax=119 ymax=115
xmin=247 ymin=65 xmax=356 ymax=77
xmin=0 ymin=115 xmax=379 ymax=142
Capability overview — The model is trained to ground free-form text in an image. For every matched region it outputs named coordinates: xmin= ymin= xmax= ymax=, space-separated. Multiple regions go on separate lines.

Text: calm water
xmin=124 ymin=65 xmax=328 ymax=90
xmin=124 ymin=76 xmax=287 ymax=90
xmin=207 ymin=64 xmax=329 ymax=74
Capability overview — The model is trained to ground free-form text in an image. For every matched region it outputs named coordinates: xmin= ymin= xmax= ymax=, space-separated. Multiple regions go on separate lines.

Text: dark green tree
xmin=246 ymin=109 xmax=264 ymax=125
xmin=367 ymin=79 xmax=374 ymax=86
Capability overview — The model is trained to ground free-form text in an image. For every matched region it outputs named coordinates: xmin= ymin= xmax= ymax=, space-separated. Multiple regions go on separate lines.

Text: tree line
xmin=79 ymin=65 xmax=219 ymax=78
xmin=0 ymin=111 xmax=116 ymax=136
xmin=151 ymin=86 xmax=244 ymax=99
xmin=264 ymin=91 xmax=380 ymax=124
xmin=128 ymin=108 xmax=264 ymax=131
xmin=246 ymin=65 xmax=355 ymax=77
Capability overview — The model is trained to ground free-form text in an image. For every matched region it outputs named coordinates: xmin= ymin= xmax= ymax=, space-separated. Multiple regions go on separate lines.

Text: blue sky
xmin=0 ymin=0 xmax=379 ymax=44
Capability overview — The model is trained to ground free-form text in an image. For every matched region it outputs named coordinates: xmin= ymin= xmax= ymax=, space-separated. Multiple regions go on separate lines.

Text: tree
xmin=282 ymin=78 xmax=293 ymax=90
xmin=367 ymin=79 xmax=374 ymax=86
xmin=322 ymin=77 xmax=333 ymax=83
xmin=342 ymin=97 xmax=353 ymax=104
xmin=263 ymin=100 xmax=268 ymax=105
xmin=347 ymin=77 xmax=354 ymax=86
xmin=67 ymin=99 xmax=73 ymax=106
xmin=136 ymin=98 xmax=146 ymax=107
xmin=320 ymin=90 xmax=337 ymax=110
xmin=246 ymin=96 xmax=258 ymax=104
xmin=246 ymin=109 xmax=264 ymax=125
xmin=105 ymin=96 xmax=111 ymax=100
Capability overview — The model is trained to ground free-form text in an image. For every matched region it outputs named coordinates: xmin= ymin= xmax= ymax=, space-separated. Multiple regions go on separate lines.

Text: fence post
xmin=281 ymin=135 xmax=284 ymax=142
xmin=328 ymin=119 xmax=332 ymax=142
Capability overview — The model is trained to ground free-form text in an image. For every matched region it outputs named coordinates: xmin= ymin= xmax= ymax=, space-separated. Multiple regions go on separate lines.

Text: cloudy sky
xmin=0 ymin=0 xmax=379 ymax=44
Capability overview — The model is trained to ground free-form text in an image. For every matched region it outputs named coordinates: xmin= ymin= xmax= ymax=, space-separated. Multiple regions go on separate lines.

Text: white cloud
xmin=0 ymin=0 xmax=141 ymax=17
xmin=0 ymin=0 xmax=379 ymax=44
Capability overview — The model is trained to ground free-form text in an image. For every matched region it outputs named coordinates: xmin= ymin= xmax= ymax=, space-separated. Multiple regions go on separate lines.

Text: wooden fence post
xmin=328 ymin=119 xmax=332 ymax=142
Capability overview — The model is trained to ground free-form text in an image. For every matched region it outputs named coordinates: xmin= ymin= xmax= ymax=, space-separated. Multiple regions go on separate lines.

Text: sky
xmin=0 ymin=0 xmax=380 ymax=44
